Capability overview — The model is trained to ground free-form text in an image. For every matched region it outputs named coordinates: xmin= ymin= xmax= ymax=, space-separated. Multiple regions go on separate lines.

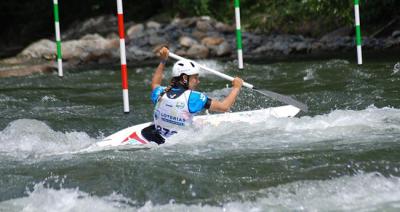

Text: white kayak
xmin=96 ymin=105 xmax=300 ymax=148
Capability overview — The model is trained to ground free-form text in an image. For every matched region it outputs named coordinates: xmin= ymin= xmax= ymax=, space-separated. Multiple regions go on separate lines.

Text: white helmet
xmin=172 ymin=60 xmax=200 ymax=77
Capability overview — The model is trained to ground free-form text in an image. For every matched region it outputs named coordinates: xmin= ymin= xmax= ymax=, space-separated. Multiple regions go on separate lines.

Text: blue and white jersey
xmin=151 ymin=86 xmax=208 ymax=138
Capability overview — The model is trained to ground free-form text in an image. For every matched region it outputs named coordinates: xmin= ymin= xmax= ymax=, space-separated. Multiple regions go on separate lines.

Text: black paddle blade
xmin=251 ymin=88 xmax=308 ymax=112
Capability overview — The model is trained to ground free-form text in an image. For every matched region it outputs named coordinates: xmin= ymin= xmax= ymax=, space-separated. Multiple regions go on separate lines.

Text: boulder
xmin=19 ymin=39 xmax=56 ymax=59
xmin=179 ymin=36 xmax=198 ymax=48
xmin=127 ymin=24 xmax=145 ymax=39
xmin=320 ymin=26 xmax=353 ymax=42
xmin=125 ymin=46 xmax=153 ymax=61
xmin=62 ymin=34 xmax=118 ymax=61
xmin=392 ymin=30 xmax=400 ymax=38
xmin=146 ymin=21 xmax=161 ymax=30
xmin=186 ymin=44 xmax=209 ymax=58
xmin=149 ymin=35 xmax=167 ymax=46
xmin=192 ymin=30 xmax=207 ymax=40
xmin=201 ymin=37 xmax=224 ymax=46
xmin=178 ymin=17 xmax=197 ymax=28
xmin=62 ymin=15 xmax=122 ymax=40
xmin=215 ymin=22 xmax=235 ymax=33
xmin=0 ymin=63 xmax=54 ymax=78
xmin=175 ymin=49 xmax=188 ymax=57
xmin=196 ymin=20 xmax=213 ymax=32
xmin=208 ymin=41 xmax=231 ymax=56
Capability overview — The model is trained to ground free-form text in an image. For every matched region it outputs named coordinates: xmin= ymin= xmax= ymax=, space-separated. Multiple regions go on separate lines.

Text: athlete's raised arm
xmin=151 ymin=47 xmax=169 ymax=90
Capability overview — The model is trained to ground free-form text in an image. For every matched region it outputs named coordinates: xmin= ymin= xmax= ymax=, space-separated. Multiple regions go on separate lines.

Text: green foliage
xmin=168 ymin=0 xmax=400 ymax=37
xmin=171 ymin=0 xmax=211 ymax=17
xmin=237 ymin=0 xmax=354 ymax=36
xmin=360 ymin=0 xmax=400 ymax=24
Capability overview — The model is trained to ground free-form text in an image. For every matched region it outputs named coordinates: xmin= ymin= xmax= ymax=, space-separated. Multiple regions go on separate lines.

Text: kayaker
xmin=141 ymin=47 xmax=243 ymax=144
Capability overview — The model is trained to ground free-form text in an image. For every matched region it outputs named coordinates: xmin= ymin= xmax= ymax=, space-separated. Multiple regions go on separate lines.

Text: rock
xmin=192 ymin=30 xmax=207 ymax=40
xmin=127 ymin=24 xmax=145 ymax=39
xmin=62 ymin=15 xmax=123 ymax=40
xmin=175 ymin=49 xmax=187 ymax=57
xmin=62 ymin=34 xmax=117 ymax=61
xmin=200 ymin=16 xmax=211 ymax=21
xmin=320 ymin=26 xmax=353 ymax=42
xmin=146 ymin=21 xmax=161 ymax=30
xmin=252 ymin=43 xmax=272 ymax=54
xmin=200 ymin=37 xmax=230 ymax=56
xmin=215 ymin=22 xmax=235 ymax=33
xmin=186 ymin=44 xmax=209 ymax=58
xmin=125 ymin=46 xmax=153 ymax=61
xmin=20 ymin=34 xmax=118 ymax=63
xmin=215 ymin=41 xmax=232 ymax=56
xmin=179 ymin=36 xmax=198 ymax=48
xmin=292 ymin=42 xmax=310 ymax=53
xmin=0 ymin=63 xmax=54 ymax=78
xmin=19 ymin=39 xmax=56 ymax=59
xmin=310 ymin=41 xmax=324 ymax=52
xmin=149 ymin=35 xmax=167 ymax=46
xmin=175 ymin=17 xmax=197 ymax=28
xmin=392 ymin=30 xmax=400 ymax=38
xmin=106 ymin=32 xmax=119 ymax=40
xmin=201 ymin=37 xmax=224 ymax=46
xmin=196 ymin=20 xmax=213 ymax=32
xmin=251 ymin=39 xmax=292 ymax=55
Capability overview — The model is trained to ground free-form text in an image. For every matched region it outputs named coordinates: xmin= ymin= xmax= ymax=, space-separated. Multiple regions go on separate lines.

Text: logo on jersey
xmin=199 ymin=93 xmax=206 ymax=101
xmin=161 ymin=113 xmax=186 ymax=126
xmin=176 ymin=102 xmax=185 ymax=109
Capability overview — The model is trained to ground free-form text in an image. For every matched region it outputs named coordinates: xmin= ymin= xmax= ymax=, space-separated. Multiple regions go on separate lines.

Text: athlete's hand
xmin=159 ymin=47 xmax=169 ymax=61
xmin=232 ymin=77 xmax=243 ymax=89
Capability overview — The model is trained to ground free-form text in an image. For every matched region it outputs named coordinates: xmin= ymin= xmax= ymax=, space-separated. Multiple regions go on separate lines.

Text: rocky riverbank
xmin=1 ymin=16 xmax=399 ymax=78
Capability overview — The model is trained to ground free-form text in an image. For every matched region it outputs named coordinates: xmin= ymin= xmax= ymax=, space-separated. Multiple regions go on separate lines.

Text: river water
xmin=0 ymin=57 xmax=400 ymax=211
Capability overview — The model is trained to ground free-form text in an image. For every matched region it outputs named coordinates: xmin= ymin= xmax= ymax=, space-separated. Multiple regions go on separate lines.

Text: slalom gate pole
xmin=234 ymin=0 xmax=244 ymax=69
xmin=117 ymin=0 xmax=130 ymax=113
xmin=354 ymin=0 xmax=363 ymax=65
xmin=52 ymin=0 xmax=63 ymax=77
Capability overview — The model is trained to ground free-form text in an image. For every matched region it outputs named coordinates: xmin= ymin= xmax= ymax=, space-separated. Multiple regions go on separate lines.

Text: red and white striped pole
xmin=117 ymin=0 xmax=129 ymax=113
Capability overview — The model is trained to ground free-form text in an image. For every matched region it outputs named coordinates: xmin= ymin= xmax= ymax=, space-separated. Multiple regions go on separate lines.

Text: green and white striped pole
xmin=53 ymin=0 xmax=63 ymax=76
xmin=234 ymin=0 xmax=244 ymax=69
xmin=354 ymin=0 xmax=363 ymax=65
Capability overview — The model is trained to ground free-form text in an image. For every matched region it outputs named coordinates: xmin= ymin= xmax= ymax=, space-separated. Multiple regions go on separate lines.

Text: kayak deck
xmin=96 ymin=105 xmax=300 ymax=148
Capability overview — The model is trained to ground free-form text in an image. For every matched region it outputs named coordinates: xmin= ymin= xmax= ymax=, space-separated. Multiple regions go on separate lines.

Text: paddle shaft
xmin=168 ymin=52 xmax=308 ymax=112
xmin=169 ymin=52 xmax=253 ymax=88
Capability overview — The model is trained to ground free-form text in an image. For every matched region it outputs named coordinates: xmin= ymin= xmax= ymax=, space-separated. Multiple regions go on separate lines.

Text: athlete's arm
xmin=209 ymin=77 xmax=243 ymax=112
xmin=151 ymin=47 xmax=169 ymax=90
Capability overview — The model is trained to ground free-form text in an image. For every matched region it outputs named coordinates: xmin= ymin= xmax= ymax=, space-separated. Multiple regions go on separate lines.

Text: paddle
xmin=168 ymin=52 xmax=308 ymax=112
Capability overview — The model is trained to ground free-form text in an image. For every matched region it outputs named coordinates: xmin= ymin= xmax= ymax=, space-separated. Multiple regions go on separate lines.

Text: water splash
xmin=1 ymin=173 xmax=399 ymax=211
xmin=165 ymin=106 xmax=400 ymax=153
xmin=0 ymin=119 xmax=96 ymax=159
xmin=393 ymin=62 xmax=400 ymax=75
xmin=0 ymin=176 xmax=135 ymax=212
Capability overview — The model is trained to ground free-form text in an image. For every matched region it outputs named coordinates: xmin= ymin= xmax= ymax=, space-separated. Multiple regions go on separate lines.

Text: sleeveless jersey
xmin=151 ymin=86 xmax=208 ymax=138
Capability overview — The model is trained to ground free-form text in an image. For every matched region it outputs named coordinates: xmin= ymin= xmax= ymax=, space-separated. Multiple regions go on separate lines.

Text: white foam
xmin=1 ymin=173 xmax=398 ymax=211
xmin=303 ymin=68 xmax=316 ymax=81
xmin=195 ymin=60 xmax=225 ymax=77
xmin=165 ymin=106 xmax=400 ymax=152
xmin=41 ymin=95 xmax=59 ymax=102
xmin=250 ymin=172 xmax=400 ymax=211
xmin=0 ymin=119 xmax=96 ymax=159
xmin=393 ymin=62 xmax=400 ymax=75
xmin=0 ymin=181 xmax=134 ymax=212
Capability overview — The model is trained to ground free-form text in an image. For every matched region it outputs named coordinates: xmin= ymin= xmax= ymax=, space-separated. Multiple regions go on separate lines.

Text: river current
xmin=0 ymin=57 xmax=399 ymax=211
